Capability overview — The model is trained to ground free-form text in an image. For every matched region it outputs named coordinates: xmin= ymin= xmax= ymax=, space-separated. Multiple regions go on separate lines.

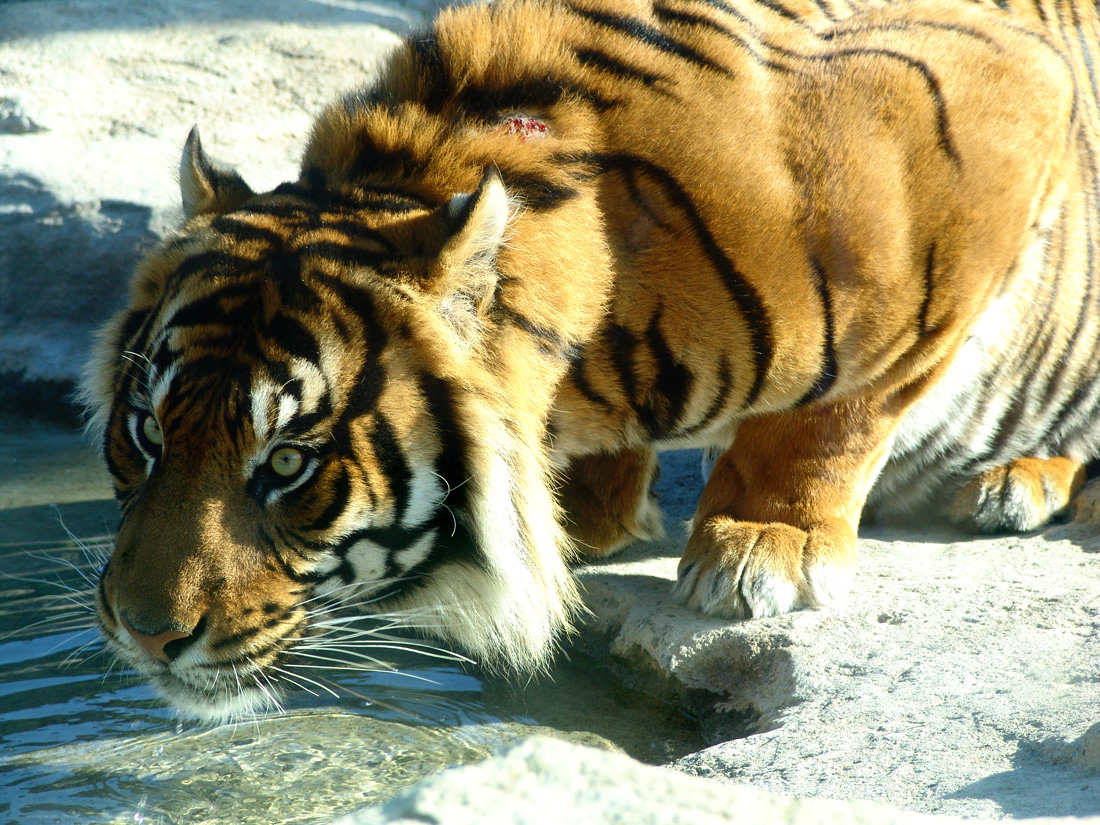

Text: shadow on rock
xmin=946 ymin=733 xmax=1100 ymax=819
xmin=0 ymin=172 xmax=156 ymax=399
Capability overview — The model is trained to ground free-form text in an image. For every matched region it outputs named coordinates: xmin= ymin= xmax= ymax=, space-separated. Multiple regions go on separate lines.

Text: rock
xmin=333 ymin=737 xmax=1100 ymax=825
xmin=0 ymin=0 xmax=407 ymax=401
xmin=571 ymin=451 xmax=1100 ymax=819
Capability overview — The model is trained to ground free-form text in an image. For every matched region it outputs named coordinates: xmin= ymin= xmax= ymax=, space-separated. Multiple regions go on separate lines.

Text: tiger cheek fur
xmin=83 ymin=0 xmax=1100 ymax=719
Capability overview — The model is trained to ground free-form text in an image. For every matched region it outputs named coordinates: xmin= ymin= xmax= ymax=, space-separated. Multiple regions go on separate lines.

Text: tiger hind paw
xmin=949 ymin=456 xmax=1086 ymax=533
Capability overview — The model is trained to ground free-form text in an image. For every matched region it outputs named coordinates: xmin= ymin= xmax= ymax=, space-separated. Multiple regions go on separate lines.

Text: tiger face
xmin=82 ymin=131 xmax=579 ymax=721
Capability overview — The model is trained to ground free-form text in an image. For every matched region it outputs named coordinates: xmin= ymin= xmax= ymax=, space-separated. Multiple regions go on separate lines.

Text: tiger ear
xmin=179 ymin=127 xmax=255 ymax=219
xmin=430 ymin=167 xmax=511 ymax=319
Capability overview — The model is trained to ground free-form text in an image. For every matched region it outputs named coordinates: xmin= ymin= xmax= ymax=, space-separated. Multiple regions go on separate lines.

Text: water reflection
xmin=1 ymin=506 xmax=701 ymax=824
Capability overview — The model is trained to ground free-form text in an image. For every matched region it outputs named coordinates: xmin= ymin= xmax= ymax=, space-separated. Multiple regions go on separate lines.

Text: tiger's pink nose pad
xmin=120 ymin=617 xmax=192 ymax=662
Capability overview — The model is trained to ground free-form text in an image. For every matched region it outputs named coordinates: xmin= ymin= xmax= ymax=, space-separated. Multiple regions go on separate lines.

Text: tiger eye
xmin=142 ymin=415 xmax=163 ymax=447
xmin=269 ymin=447 xmax=304 ymax=478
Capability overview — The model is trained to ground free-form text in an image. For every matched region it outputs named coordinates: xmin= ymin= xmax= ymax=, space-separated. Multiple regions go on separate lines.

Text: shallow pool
xmin=0 ymin=411 xmax=703 ymax=824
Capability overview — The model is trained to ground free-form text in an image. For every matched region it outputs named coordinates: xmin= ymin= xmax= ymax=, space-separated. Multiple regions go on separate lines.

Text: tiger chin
xmin=81 ymin=0 xmax=1100 ymax=722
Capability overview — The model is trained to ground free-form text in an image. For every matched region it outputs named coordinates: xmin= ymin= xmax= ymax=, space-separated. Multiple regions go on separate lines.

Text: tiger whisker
xmin=299 ymin=641 xmax=473 ymax=664
xmin=298 ymin=628 xmax=466 ymax=655
xmin=0 ymin=611 xmax=97 ymax=642
xmin=249 ymin=658 xmax=286 ymax=715
xmin=59 ymin=636 xmax=108 ymax=669
xmin=285 ymin=648 xmax=403 ymax=672
xmin=306 ymin=673 xmax=435 ymax=722
xmin=271 ymin=666 xmax=341 ymax=699
xmin=268 ymin=667 xmax=321 ymax=699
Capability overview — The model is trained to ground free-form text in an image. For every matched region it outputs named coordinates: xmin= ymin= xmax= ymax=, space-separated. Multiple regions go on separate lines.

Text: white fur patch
xmin=401 ymin=467 xmax=445 ymax=530
xmin=392 ymin=530 xmax=436 ymax=573
xmin=346 ymin=538 xmax=388 ymax=582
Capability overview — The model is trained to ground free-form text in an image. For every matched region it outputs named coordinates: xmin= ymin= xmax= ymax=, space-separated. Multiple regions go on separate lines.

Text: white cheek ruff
xmin=376 ymin=400 xmax=580 ymax=675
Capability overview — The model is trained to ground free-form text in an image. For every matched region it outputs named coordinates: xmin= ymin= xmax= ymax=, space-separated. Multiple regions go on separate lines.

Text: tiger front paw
xmin=672 ymin=516 xmax=857 ymax=619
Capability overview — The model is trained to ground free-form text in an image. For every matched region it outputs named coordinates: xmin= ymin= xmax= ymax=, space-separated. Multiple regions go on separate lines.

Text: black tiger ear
xmin=179 ymin=127 xmax=255 ymax=219
xmin=430 ymin=167 xmax=511 ymax=320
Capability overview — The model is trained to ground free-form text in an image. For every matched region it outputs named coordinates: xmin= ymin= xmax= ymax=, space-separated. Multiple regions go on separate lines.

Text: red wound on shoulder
xmin=493 ymin=115 xmax=550 ymax=141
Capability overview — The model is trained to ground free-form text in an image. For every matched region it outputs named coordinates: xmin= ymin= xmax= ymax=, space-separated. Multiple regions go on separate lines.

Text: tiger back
xmin=81 ymin=0 xmax=1100 ymax=721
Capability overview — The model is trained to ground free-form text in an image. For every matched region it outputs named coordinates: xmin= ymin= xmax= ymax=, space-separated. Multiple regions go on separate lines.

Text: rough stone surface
xmin=572 ymin=450 xmax=1100 ymax=820
xmin=334 ymin=737 xmax=1100 ymax=825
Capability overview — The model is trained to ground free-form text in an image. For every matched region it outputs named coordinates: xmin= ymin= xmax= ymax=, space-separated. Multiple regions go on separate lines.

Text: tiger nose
xmin=119 ymin=611 xmax=195 ymax=662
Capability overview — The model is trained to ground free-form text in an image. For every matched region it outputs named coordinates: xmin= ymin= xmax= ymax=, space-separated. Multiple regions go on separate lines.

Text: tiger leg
xmin=949 ymin=456 xmax=1087 ymax=532
xmin=558 ymin=446 xmax=665 ymax=558
xmin=674 ymin=398 xmax=897 ymax=619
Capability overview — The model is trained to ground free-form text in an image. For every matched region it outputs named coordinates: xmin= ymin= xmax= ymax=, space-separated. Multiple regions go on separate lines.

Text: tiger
xmin=81 ymin=0 xmax=1100 ymax=721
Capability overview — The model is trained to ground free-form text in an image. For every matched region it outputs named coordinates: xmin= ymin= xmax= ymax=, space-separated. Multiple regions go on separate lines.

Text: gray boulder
xmin=333 ymin=736 xmax=1100 ymax=825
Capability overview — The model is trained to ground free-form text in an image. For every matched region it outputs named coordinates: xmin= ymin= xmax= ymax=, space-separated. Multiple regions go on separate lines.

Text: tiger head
xmin=80 ymin=129 xmax=583 ymax=722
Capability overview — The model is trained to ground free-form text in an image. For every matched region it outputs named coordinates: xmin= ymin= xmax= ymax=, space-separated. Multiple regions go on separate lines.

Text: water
xmin=0 ymin=410 xmax=703 ymax=824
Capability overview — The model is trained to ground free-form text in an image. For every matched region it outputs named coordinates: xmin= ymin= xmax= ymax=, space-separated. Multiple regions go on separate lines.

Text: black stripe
xmin=918 ymin=244 xmax=936 ymax=334
xmin=819 ymin=20 xmax=1005 ymax=52
xmin=621 ymin=167 xmax=674 ymax=232
xmin=606 ymin=322 xmax=640 ymax=407
xmin=173 ymin=250 xmax=255 ymax=283
xmin=459 ymin=77 xmax=617 ymax=117
xmin=314 ymin=274 xmax=389 ymax=354
xmin=568 ymin=353 xmax=613 ymax=408
xmin=409 ymin=32 xmax=450 ymax=111
xmin=503 ymin=170 xmax=581 ymax=210
xmin=265 ymin=312 xmax=321 ymax=365
xmin=210 ymin=216 xmax=286 ymax=246
xmin=301 ymin=241 xmax=391 ymax=271
xmin=566 ymin=4 xmax=730 ymax=75
xmin=305 ymin=468 xmax=352 ymax=533
xmin=236 ymin=201 xmax=312 ymax=223
xmin=165 ymin=285 xmax=255 ymax=330
xmin=370 ymin=414 xmax=412 ymax=526
xmin=654 ymin=4 xmax=791 ymax=71
xmin=641 ymin=307 xmax=694 ymax=436
xmin=573 ymin=47 xmax=676 ymax=94
xmin=350 ymin=141 xmax=430 ymax=186
xmin=118 ymin=310 xmax=150 ymax=351
xmin=588 ymin=153 xmax=773 ymax=407
xmin=418 ymin=373 xmax=479 ymax=566
xmin=210 ymin=623 xmax=263 ymax=651
xmin=797 ymin=257 xmax=838 ymax=405
xmin=149 ymin=339 xmax=179 ymax=383
xmin=1039 ymin=131 xmax=1098 ymax=421
xmin=688 ymin=0 xmax=757 ymax=28
xmin=751 ymin=0 xmax=800 ymax=22
xmin=499 ymin=305 xmax=578 ymax=360
xmin=1073 ymin=2 xmax=1100 ymax=110
xmin=822 ymin=48 xmax=959 ymax=165
xmin=681 ymin=354 xmax=733 ymax=436
xmin=322 ymin=221 xmax=399 ymax=254
xmin=983 ymin=234 xmax=1062 ymax=458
